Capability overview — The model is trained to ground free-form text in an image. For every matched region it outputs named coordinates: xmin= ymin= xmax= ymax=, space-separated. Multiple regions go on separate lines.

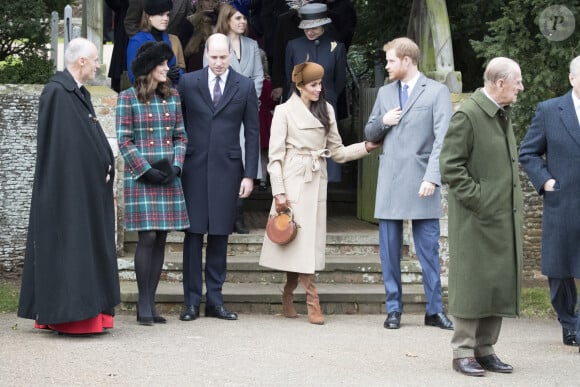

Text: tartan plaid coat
xmin=116 ymin=87 xmax=190 ymax=231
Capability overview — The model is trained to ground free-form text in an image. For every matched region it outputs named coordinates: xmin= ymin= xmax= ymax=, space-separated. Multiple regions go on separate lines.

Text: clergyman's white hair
xmin=64 ymin=38 xmax=95 ymax=67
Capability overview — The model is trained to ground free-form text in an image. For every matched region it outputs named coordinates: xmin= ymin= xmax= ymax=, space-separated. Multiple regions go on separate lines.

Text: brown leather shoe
xmin=476 ymin=354 xmax=513 ymax=373
xmin=452 ymin=357 xmax=486 ymax=377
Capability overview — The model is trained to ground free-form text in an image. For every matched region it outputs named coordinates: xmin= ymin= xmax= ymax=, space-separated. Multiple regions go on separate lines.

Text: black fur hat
xmin=144 ymin=0 xmax=173 ymax=15
xmin=131 ymin=41 xmax=174 ymax=78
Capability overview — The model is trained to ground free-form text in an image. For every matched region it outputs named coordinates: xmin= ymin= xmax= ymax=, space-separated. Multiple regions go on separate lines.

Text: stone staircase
xmin=117 ymin=214 xmax=444 ymax=315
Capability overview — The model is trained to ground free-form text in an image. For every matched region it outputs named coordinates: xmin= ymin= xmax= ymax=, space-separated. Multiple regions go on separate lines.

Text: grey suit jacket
xmin=364 ymin=74 xmax=452 ymax=219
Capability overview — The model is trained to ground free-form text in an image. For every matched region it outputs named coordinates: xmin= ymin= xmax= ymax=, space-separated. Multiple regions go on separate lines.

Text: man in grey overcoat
xmin=364 ymin=37 xmax=453 ymax=331
xmin=519 ymin=55 xmax=580 ymax=351
xmin=440 ymin=57 xmax=524 ymax=376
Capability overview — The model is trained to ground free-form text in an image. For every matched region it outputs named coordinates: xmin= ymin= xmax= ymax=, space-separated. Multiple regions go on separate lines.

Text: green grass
xmin=0 ymin=280 xmax=19 ymax=313
xmin=0 ymin=281 xmax=564 ymax=317
xmin=520 ymin=287 xmax=557 ymax=319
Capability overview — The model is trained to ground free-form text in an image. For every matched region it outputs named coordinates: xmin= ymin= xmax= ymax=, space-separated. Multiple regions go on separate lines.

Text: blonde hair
xmin=383 ymin=37 xmax=420 ymax=65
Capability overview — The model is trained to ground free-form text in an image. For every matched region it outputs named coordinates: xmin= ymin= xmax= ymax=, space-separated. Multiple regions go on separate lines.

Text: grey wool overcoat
xmin=519 ymin=90 xmax=580 ymax=279
xmin=364 ymin=74 xmax=452 ymax=219
xmin=440 ymin=89 xmax=523 ymax=318
xmin=259 ymin=94 xmax=369 ymax=274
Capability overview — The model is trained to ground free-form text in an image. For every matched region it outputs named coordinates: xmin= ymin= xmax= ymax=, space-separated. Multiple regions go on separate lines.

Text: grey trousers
xmin=451 ymin=316 xmax=503 ymax=358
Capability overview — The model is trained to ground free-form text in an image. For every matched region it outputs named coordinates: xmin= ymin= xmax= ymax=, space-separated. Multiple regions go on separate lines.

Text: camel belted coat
xmin=259 ymin=94 xmax=368 ymax=274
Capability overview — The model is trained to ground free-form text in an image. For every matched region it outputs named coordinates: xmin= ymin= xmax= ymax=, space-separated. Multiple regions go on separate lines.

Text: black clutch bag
xmin=150 ymin=158 xmax=173 ymax=176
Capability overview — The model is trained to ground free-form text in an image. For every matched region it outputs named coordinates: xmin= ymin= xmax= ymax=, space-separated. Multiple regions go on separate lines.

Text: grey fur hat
xmin=131 ymin=41 xmax=174 ymax=78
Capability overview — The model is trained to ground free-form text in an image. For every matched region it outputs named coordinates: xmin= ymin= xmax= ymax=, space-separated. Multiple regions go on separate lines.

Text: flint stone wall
xmin=0 ymin=86 xmax=543 ymax=282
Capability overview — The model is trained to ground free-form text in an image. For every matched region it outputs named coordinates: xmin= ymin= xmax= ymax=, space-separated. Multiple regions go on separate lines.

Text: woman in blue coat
xmin=126 ymin=0 xmax=183 ymax=85
xmin=117 ymin=41 xmax=189 ymax=325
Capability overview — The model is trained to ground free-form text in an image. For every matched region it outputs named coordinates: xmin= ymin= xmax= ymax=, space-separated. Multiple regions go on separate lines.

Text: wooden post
xmin=83 ymin=0 xmax=108 ymax=85
xmin=50 ymin=11 xmax=59 ymax=72
xmin=407 ymin=0 xmax=461 ymax=92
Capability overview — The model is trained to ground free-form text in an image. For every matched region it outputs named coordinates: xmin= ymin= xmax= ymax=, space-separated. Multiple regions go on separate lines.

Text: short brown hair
xmin=383 ymin=37 xmax=420 ymax=65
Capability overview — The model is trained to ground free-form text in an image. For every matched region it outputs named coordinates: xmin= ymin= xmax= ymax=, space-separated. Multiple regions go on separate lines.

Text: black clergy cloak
xmin=18 ymin=69 xmax=120 ymax=325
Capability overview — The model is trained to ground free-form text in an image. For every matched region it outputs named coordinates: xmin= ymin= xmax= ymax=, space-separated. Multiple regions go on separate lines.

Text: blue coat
xmin=126 ymin=31 xmax=180 ymax=84
xmin=178 ymin=67 xmax=259 ymax=235
xmin=519 ymin=90 xmax=580 ymax=279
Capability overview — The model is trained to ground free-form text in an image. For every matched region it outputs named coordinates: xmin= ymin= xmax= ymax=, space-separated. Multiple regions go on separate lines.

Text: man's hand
xmin=239 ymin=177 xmax=254 ymax=198
xmin=418 ymin=181 xmax=436 ymax=197
xmin=543 ymin=178 xmax=557 ymax=192
xmin=382 ymin=107 xmax=402 ymax=127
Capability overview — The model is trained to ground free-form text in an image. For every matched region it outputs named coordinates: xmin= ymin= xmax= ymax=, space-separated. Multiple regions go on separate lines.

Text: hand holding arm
xmin=364 ymin=141 xmax=381 ymax=152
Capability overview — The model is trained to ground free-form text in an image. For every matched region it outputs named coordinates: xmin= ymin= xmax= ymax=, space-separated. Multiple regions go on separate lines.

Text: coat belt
xmin=287 ymin=148 xmax=331 ymax=182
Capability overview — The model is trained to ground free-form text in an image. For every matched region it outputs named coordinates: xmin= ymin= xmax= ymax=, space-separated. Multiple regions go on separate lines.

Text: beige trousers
xmin=451 ymin=316 xmax=503 ymax=358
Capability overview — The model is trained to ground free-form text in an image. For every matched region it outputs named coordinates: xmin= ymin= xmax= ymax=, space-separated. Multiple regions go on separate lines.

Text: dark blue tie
xmin=400 ymin=83 xmax=409 ymax=109
xmin=213 ymin=76 xmax=222 ymax=106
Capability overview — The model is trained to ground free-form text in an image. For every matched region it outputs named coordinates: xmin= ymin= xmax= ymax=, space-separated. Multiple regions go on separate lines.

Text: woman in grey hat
xmin=284 ymin=2 xmax=347 ymax=182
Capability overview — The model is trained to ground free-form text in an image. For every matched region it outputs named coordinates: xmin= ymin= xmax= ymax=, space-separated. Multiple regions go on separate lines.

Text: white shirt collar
xmin=571 ymin=89 xmax=580 ymax=111
xmin=209 ymin=69 xmax=229 ymax=84
xmin=402 ymin=72 xmax=421 ymax=96
xmin=481 ymin=87 xmax=502 ymax=108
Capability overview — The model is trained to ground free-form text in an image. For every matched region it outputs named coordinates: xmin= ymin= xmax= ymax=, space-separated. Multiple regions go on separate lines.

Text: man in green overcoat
xmin=440 ymin=57 xmax=524 ymax=377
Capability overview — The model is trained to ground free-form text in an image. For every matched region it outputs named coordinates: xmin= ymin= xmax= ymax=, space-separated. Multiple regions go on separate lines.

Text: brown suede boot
xmin=299 ymin=273 xmax=324 ymax=325
xmin=282 ymin=272 xmax=299 ymax=318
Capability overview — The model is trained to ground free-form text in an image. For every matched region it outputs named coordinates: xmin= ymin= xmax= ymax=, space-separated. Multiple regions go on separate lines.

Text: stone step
xmin=117 ymin=253 xmax=425 ymax=285
xmin=119 ymin=281 xmax=444 ymax=315
xmin=121 ymin=229 xmax=393 ymax=256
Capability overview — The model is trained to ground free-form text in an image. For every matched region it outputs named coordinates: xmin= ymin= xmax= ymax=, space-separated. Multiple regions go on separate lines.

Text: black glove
xmin=161 ymin=166 xmax=181 ymax=184
xmin=167 ymin=66 xmax=180 ymax=82
xmin=142 ymin=168 xmax=167 ymax=184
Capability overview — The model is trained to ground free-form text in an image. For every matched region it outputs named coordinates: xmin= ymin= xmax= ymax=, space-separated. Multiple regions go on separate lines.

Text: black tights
xmin=134 ymin=230 xmax=168 ymax=318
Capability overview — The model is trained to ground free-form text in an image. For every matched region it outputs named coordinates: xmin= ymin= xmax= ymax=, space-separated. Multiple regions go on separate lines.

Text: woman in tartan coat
xmin=117 ymin=41 xmax=189 ymax=325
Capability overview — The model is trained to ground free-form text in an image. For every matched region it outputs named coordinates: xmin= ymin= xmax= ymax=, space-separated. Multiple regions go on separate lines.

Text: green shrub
xmin=0 ymin=56 xmax=53 ymax=84
xmin=471 ymin=0 xmax=580 ymax=142
xmin=0 ymin=0 xmax=53 ymax=84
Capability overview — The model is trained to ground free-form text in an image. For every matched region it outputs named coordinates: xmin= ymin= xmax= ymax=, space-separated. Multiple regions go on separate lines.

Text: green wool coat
xmin=439 ymin=89 xmax=523 ymax=319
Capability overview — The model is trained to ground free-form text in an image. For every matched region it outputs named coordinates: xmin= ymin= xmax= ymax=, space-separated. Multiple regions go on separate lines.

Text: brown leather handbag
xmin=266 ymin=207 xmax=298 ymax=245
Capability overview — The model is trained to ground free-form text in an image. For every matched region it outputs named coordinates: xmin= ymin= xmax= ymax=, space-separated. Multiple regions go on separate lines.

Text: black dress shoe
xmin=452 ymin=357 xmax=486 ymax=376
xmin=476 ymin=354 xmax=513 ymax=373
xmin=136 ymin=315 xmax=154 ymax=326
xmin=205 ymin=304 xmax=238 ymax=320
xmin=424 ymin=312 xmax=454 ymax=330
xmin=384 ymin=311 xmax=401 ymax=329
xmin=563 ymin=328 xmax=578 ymax=346
xmin=153 ymin=316 xmax=167 ymax=324
xmin=179 ymin=305 xmax=200 ymax=321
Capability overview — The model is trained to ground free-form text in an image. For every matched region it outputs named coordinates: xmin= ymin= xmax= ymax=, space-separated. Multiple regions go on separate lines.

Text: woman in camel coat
xmin=259 ymin=62 xmax=380 ymax=324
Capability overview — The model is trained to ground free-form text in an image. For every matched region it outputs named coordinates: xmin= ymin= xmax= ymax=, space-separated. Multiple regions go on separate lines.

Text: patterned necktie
xmin=400 ymin=83 xmax=409 ymax=109
xmin=213 ymin=76 xmax=222 ymax=106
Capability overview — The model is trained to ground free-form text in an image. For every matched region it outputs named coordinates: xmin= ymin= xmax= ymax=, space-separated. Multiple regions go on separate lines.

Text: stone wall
xmin=0 ymin=86 xmax=546 ymax=281
xmin=0 ymin=84 xmax=120 ymax=277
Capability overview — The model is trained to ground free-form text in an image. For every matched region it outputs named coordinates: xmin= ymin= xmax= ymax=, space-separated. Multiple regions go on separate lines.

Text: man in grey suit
xmin=520 ymin=55 xmax=580 ymax=351
xmin=364 ymin=37 xmax=453 ymax=330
